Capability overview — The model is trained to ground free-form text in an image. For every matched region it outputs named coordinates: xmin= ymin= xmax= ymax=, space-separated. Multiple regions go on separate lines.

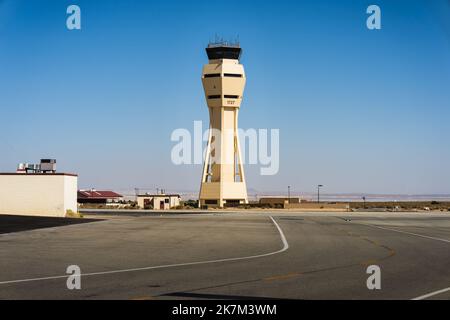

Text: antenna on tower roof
xmin=208 ymin=35 xmax=241 ymax=48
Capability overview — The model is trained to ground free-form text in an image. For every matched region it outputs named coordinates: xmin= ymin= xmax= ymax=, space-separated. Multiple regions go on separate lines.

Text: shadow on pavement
xmin=0 ymin=215 xmax=103 ymax=234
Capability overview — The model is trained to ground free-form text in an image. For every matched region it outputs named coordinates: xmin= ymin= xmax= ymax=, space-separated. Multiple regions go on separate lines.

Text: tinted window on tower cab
xmin=224 ymin=73 xmax=242 ymax=77
xmin=204 ymin=73 xmax=221 ymax=78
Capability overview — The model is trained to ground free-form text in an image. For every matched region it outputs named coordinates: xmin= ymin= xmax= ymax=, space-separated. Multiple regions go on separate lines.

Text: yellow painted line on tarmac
xmin=334 ymin=225 xmax=397 ymax=266
xmin=263 ymin=272 xmax=301 ymax=281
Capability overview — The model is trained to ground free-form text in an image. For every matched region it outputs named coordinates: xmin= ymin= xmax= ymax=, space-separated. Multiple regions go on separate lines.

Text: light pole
xmin=317 ymin=185 xmax=323 ymax=203
xmin=288 ymin=186 xmax=291 ymax=204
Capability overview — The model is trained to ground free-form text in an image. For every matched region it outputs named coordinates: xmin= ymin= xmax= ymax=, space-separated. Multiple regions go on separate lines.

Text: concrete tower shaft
xmin=199 ymin=45 xmax=248 ymax=208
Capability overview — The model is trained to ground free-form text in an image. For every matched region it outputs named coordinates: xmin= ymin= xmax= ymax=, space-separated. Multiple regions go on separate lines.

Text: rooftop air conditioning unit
xmin=40 ymin=159 xmax=56 ymax=173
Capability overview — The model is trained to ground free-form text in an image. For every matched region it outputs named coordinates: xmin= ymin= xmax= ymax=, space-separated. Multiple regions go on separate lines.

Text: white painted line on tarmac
xmin=270 ymin=216 xmax=289 ymax=251
xmin=359 ymin=223 xmax=450 ymax=244
xmin=412 ymin=287 xmax=450 ymax=300
xmin=359 ymin=222 xmax=450 ymax=300
xmin=0 ymin=216 xmax=288 ymax=286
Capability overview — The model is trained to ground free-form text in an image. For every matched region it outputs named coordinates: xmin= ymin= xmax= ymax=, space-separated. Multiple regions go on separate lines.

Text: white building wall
xmin=136 ymin=195 xmax=181 ymax=210
xmin=153 ymin=196 xmax=168 ymax=210
xmin=0 ymin=174 xmax=78 ymax=217
xmin=170 ymin=197 xmax=180 ymax=208
xmin=63 ymin=175 xmax=78 ymax=214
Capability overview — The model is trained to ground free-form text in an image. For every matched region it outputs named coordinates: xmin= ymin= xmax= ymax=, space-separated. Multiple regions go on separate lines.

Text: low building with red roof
xmin=77 ymin=189 xmax=123 ymax=205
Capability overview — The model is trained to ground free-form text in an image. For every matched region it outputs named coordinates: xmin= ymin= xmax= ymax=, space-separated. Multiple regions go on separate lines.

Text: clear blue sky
xmin=0 ymin=0 xmax=449 ymax=195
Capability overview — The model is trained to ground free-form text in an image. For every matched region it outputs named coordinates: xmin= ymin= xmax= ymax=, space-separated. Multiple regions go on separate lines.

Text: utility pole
xmin=288 ymin=186 xmax=291 ymax=204
xmin=317 ymin=185 xmax=323 ymax=203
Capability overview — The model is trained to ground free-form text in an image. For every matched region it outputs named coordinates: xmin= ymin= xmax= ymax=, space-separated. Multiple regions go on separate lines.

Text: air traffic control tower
xmin=199 ymin=42 xmax=248 ymax=208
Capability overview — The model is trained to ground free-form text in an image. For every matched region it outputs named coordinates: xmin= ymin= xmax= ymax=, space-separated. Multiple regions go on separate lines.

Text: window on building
xmin=224 ymin=73 xmax=242 ymax=77
xmin=204 ymin=73 xmax=221 ymax=78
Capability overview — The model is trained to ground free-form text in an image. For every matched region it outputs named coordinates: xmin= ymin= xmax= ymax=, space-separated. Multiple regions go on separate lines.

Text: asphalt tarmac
xmin=0 ymin=211 xmax=449 ymax=300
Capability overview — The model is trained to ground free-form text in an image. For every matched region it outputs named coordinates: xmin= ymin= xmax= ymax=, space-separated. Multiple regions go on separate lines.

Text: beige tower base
xmin=199 ymin=44 xmax=248 ymax=208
